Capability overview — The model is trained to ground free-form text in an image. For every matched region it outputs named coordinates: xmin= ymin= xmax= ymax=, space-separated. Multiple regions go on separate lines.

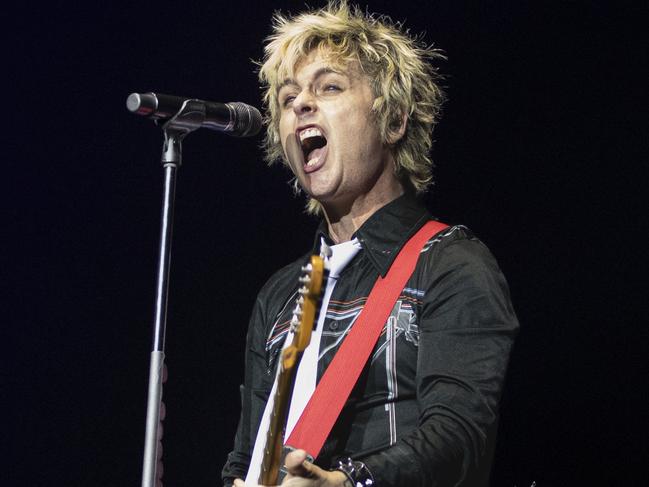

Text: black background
xmin=4 ymin=1 xmax=647 ymax=486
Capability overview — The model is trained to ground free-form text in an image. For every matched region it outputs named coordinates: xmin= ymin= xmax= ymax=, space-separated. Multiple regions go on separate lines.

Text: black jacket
xmin=222 ymin=195 xmax=519 ymax=486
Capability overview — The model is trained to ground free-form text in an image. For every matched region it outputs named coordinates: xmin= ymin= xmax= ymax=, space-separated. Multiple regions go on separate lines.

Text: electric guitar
xmin=258 ymin=254 xmax=326 ymax=485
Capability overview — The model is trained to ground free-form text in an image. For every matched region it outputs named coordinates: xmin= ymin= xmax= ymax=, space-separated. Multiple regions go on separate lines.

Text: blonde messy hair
xmin=259 ymin=1 xmax=446 ymax=214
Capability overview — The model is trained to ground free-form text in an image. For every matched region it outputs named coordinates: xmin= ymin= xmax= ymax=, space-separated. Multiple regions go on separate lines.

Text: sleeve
xmin=221 ymin=295 xmax=273 ymax=486
xmin=362 ymin=236 xmax=519 ymax=486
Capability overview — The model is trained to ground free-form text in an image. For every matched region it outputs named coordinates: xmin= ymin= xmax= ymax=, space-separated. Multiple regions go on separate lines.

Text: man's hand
xmin=232 ymin=449 xmax=351 ymax=487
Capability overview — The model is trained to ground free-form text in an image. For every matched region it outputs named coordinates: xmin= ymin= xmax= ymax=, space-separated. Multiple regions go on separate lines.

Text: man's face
xmin=278 ymin=50 xmax=401 ymax=214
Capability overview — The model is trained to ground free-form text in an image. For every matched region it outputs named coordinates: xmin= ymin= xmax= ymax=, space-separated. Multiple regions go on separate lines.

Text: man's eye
xmin=324 ymin=84 xmax=340 ymax=92
xmin=282 ymin=95 xmax=296 ymax=107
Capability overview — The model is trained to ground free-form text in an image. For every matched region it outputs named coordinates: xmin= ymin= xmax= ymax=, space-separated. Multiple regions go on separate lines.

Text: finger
xmin=284 ymin=449 xmax=310 ymax=477
xmin=159 ymin=400 xmax=166 ymax=421
xmin=284 ymin=449 xmax=325 ymax=482
xmin=162 ymin=363 xmax=168 ymax=383
xmin=233 ymin=479 xmax=245 ymax=487
xmin=299 ymin=459 xmax=323 ymax=480
xmin=157 ymin=460 xmax=164 ymax=479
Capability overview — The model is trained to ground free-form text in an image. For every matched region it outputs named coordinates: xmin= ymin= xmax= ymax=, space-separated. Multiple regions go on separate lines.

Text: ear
xmin=386 ymin=111 xmax=408 ymax=145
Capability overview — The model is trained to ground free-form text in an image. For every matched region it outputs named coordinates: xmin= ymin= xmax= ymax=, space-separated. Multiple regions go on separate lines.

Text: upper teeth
xmin=299 ymin=127 xmax=322 ymax=141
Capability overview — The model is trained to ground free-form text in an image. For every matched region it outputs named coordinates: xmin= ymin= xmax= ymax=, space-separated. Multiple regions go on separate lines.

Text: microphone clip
xmin=159 ymin=99 xmax=206 ymax=166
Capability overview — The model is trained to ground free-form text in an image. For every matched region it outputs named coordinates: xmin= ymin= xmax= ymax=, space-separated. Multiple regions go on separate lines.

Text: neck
xmin=323 ymin=183 xmax=404 ymax=244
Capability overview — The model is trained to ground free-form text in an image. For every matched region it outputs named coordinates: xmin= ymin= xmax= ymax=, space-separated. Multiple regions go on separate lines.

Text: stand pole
xmin=141 ymin=162 xmax=177 ymax=487
xmin=140 ymin=101 xmax=206 ymax=487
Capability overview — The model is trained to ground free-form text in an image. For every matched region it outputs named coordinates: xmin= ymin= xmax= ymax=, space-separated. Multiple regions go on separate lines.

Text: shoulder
xmin=252 ymin=251 xmax=313 ymax=330
xmin=416 ymin=223 xmax=510 ymax=295
xmin=413 ymin=223 xmax=518 ymax=331
xmin=257 ymin=250 xmax=313 ymax=298
xmin=421 ymin=223 xmax=497 ymax=264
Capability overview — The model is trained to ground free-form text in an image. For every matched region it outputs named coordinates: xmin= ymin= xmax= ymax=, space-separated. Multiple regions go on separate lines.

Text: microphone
xmin=126 ymin=92 xmax=262 ymax=137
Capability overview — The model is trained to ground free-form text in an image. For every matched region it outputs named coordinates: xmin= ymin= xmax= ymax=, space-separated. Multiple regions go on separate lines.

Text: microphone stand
xmin=141 ymin=100 xmax=207 ymax=487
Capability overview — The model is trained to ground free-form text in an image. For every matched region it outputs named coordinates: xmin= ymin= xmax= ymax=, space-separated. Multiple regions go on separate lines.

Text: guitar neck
xmin=259 ymin=351 xmax=302 ymax=485
xmin=256 ymin=254 xmax=326 ymax=486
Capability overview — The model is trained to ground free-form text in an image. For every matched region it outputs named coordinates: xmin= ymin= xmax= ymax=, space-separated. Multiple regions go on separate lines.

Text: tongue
xmin=306 ymin=146 xmax=325 ymax=164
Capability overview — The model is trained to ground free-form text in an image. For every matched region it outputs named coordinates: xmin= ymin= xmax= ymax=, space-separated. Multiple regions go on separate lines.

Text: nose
xmin=292 ymin=89 xmax=316 ymax=116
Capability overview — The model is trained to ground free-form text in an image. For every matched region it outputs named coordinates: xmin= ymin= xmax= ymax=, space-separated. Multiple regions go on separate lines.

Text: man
xmin=222 ymin=2 xmax=518 ymax=486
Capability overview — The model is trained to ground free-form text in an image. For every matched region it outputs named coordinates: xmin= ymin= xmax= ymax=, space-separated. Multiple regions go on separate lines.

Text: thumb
xmin=284 ymin=449 xmax=321 ymax=479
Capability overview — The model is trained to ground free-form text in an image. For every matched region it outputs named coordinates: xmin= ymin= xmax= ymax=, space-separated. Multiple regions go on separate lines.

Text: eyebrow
xmin=278 ymin=67 xmax=345 ymax=92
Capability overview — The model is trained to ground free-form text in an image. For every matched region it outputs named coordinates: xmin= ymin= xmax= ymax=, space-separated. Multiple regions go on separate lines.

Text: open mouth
xmin=299 ymin=127 xmax=328 ymax=171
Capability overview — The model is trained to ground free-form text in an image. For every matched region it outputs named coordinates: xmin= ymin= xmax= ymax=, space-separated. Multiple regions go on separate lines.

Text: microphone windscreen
xmin=229 ymin=102 xmax=263 ymax=137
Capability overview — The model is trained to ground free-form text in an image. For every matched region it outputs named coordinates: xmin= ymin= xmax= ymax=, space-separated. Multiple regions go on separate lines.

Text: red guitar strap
xmin=285 ymin=220 xmax=449 ymax=458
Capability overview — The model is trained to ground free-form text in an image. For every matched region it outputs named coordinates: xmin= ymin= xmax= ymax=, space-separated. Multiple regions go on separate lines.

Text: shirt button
xmin=329 ymin=322 xmax=339 ymax=330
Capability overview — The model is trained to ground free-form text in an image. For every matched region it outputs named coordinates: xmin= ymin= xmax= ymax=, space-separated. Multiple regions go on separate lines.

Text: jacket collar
xmin=314 ymin=194 xmax=432 ymax=277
